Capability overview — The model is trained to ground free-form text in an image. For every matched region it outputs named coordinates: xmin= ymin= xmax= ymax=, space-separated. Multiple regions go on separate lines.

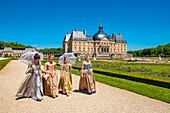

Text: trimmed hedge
xmin=72 ymin=66 xmax=170 ymax=89
xmin=0 ymin=59 xmax=11 ymax=71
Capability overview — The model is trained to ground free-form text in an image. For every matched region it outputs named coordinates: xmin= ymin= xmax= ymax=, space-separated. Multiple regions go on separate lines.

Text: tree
xmin=0 ymin=41 xmax=33 ymax=50
xmin=38 ymin=48 xmax=62 ymax=54
xmin=127 ymin=43 xmax=170 ymax=57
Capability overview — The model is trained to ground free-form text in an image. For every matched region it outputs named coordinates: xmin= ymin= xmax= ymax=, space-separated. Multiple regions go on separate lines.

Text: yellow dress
xmin=42 ymin=62 xmax=59 ymax=97
xmin=79 ymin=61 xmax=96 ymax=94
xmin=60 ymin=64 xmax=72 ymax=94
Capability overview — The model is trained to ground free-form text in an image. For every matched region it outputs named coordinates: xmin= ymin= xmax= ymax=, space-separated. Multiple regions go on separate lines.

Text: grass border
xmin=72 ymin=66 xmax=170 ymax=89
xmin=0 ymin=59 xmax=11 ymax=71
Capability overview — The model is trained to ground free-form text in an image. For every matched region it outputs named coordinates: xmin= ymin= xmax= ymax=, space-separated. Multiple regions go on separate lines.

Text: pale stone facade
xmin=0 ymin=47 xmax=36 ymax=57
xmin=63 ymin=24 xmax=127 ymax=57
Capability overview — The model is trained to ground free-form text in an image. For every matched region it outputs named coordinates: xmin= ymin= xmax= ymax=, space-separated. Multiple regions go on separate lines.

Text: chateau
xmin=63 ymin=24 xmax=127 ymax=57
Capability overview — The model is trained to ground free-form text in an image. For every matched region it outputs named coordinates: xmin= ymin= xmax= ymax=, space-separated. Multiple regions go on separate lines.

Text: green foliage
xmin=0 ymin=41 xmax=62 ymax=55
xmin=128 ymin=43 xmax=170 ymax=57
xmin=0 ymin=59 xmax=11 ymax=71
xmin=38 ymin=48 xmax=62 ymax=54
xmin=0 ymin=41 xmax=33 ymax=50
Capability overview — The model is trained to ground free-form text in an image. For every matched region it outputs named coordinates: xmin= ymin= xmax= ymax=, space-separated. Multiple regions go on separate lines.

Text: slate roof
xmin=24 ymin=48 xmax=36 ymax=53
xmin=63 ymin=25 xmax=126 ymax=43
xmin=72 ymin=30 xmax=86 ymax=39
xmin=69 ymin=30 xmax=86 ymax=40
xmin=3 ymin=47 xmax=13 ymax=51
xmin=63 ymin=33 xmax=71 ymax=42
xmin=109 ymin=34 xmax=126 ymax=43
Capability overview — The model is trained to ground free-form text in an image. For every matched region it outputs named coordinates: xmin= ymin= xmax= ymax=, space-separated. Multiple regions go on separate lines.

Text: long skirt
xmin=42 ymin=72 xmax=59 ymax=97
xmin=59 ymin=72 xmax=72 ymax=94
xmin=79 ymin=69 xmax=96 ymax=93
xmin=16 ymin=73 xmax=43 ymax=100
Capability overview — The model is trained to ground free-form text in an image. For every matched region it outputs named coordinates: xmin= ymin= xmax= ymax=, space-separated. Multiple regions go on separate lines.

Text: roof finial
xmin=99 ymin=23 xmax=103 ymax=33
xmin=100 ymin=23 xmax=102 ymax=27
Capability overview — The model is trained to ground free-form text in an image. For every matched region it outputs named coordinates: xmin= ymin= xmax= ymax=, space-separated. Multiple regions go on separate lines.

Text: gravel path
xmin=0 ymin=60 xmax=170 ymax=113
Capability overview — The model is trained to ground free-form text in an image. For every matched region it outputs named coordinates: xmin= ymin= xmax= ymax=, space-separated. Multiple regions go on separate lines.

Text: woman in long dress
xmin=79 ymin=55 xmax=96 ymax=94
xmin=42 ymin=55 xmax=59 ymax=98
xmin=16 ymin=53 xmax=43 ymax=101
xmin=60 ymin=57 xmax=72 ymax=97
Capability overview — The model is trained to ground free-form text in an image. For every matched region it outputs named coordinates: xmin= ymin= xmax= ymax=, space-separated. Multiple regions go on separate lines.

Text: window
xmin=74 ymin=47 xmax=76 ymax=52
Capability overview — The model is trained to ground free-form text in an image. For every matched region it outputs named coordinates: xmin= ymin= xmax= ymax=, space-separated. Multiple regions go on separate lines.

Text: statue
xmin=159 ymin=55 xmax=162 ymax=60
xmin=94 ymin=55 xmax=96 ymax=60
xmin=130 ymin=54 xmax=134 ymax=60
xmin=78 ymin=56 xmax=81 ymax=61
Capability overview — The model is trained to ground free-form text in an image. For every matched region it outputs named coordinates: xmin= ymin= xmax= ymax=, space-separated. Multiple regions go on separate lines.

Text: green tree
xmin=127 ymin=43 xmax=170 ymax=57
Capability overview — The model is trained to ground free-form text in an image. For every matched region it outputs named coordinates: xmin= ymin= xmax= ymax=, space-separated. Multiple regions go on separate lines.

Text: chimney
xmin=83 ymin=30 xmax=86 ymax=36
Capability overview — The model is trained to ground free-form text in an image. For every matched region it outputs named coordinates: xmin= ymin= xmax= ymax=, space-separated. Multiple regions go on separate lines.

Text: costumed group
xmin=15 ymin=52 xmax=96 ymax=101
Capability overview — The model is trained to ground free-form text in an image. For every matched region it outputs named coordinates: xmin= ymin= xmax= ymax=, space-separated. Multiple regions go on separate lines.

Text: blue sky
xmin=0 ymin=0 xmax=170 ymax=50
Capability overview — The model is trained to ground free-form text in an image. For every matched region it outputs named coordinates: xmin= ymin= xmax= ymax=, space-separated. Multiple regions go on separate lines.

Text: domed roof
xmin=93 ymin=24 xmax=109 ymax=41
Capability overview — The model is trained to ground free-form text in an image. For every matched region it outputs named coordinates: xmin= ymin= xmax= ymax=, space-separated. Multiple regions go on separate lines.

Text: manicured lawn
xmin=73 ymin=60 xmax=170 ymax=80
xmin=0 ymin=59 xmax=11 ymax=71
xmin=69 ymin=67 xmax=170 ymax=103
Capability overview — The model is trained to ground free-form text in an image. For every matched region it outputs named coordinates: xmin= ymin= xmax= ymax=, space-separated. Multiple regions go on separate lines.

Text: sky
xmin=0 ymin=0 xmax=170 ymax=50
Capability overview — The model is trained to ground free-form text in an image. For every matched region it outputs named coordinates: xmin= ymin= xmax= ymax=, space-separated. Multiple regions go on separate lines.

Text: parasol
xmin=20 ymin=51 xmax=43 ymax=64
xmin=58 ymin=53 xmax=76 ymax=66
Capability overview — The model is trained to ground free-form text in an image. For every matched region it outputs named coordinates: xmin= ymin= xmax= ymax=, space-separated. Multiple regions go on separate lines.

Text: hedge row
xmin=72 ymin=66 xmax=170 ymax=89
xmin=0 ymin=59 xmax=11 ymax=71
xmin=93 ymin=60 xmax=170 ymax=66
